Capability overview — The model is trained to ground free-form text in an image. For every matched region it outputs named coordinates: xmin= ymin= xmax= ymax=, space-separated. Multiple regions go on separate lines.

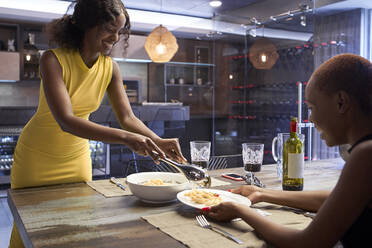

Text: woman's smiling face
xmin=85 ymin=13 xmax=126 ymax=55
xmin=305 ymin=76 xmax=348 ymax=147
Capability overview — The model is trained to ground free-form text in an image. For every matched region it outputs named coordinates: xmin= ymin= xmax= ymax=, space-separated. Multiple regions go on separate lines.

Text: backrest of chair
xmin=208 ymin=154 xmax=242 ymax=170
xmin=208 ymin=156 xmax=228 ymax=170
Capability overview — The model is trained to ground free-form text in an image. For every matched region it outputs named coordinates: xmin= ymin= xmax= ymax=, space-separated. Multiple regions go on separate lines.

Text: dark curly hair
xmin=312 ymin=54 xmax=372 ymax=115
xmin=46 ymin=0 xmax=130 ymax=52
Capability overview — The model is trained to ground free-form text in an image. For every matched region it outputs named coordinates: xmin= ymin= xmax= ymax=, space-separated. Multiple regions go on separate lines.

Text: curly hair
xmin=311 ymin=54 xmax=372 ymax=115
xmin=46 ymin=0 xmax=130 ymax=52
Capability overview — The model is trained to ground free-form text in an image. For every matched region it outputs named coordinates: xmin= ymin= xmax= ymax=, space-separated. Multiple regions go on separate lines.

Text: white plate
xmin=177 ymin=189 xmax=251 ymax=209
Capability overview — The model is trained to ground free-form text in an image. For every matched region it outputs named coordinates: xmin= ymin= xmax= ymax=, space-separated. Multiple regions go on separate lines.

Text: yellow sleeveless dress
xmin=9 ymin=48 xmax=113 ymax=248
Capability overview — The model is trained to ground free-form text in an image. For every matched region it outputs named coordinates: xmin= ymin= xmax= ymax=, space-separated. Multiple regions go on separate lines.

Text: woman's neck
xmin=347 ymin=116 xmax=372 ymax=145
xmin=79 ymin=46 xmax=99 ymax=68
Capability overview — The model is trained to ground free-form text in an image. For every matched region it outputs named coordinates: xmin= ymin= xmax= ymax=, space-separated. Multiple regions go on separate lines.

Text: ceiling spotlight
xmin=209 ymin=1 xmax=222 ymax=8
xmin=251 ymin=17 xmax=261 ymax=25
xmin=300 ymin=15 xmax=306 ymax=27
xmin=248 ymin=28 xmax=257 ymax=37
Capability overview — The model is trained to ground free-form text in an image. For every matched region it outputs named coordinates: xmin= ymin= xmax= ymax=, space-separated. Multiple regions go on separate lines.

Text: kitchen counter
xmin=0 ymin=104 xmax=190 ymax=126
xmin=7 ymin=158 xmax=344 ymax=247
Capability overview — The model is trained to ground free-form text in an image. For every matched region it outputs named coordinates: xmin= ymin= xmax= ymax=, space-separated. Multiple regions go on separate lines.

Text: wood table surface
xmin=7 ymin=158 xmax=344 ymax=248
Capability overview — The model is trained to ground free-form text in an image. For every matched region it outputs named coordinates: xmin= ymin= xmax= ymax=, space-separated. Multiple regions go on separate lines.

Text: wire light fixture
xmin=249 ymin=36 xmax=279 ymax=70
xmin=145 ymin=25 xmax=179 ymax=63
xmin=144 ymin=0 xmax=179 ymax=63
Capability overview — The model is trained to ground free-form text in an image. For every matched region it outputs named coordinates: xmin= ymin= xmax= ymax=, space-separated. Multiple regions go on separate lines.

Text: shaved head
xmin=309 ymin=54 xmax=372 ymax=115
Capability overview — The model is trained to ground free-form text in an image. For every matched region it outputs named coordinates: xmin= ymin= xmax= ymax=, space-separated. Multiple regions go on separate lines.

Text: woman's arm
xmin=232 ymin=186 xmax=329 ymax=212
xmin=106 ymin=60 xmax=186 ymax=162
xmin=261 ymin=189 xmax=329 ymax=212
xmin=40 ymin=51 xmax=165 ymax=159
xmin=106 ymin=60 xmax=161 ymax=143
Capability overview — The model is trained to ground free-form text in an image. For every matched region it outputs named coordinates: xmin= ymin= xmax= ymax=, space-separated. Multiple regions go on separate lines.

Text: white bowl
xmin=126 ymin=172 xmax=190 ymax=203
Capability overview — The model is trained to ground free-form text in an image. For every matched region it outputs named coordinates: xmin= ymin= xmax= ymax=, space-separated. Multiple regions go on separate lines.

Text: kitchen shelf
xmin=156 ymin=60 xmax=215 ymax=115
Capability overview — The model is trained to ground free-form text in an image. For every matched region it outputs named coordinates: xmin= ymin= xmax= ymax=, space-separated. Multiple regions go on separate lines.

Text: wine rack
xmin=216 ymin=40 xmax=318 ymax=164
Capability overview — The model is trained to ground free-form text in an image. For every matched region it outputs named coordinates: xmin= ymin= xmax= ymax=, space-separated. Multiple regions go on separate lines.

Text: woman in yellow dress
xmin=9 ymin=0 xmax=186 ymax=247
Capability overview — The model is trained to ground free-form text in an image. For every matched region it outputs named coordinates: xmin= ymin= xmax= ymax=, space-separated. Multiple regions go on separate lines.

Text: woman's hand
xmin=154 ymin=138 xmax=187 ymax=163
xmin=206 ymin=202 xmax=249 ymax=222
xmin=230 ymin=185 xmax=264 ymax=204
xmin=124 ymin=132 xmax=166 ymax=163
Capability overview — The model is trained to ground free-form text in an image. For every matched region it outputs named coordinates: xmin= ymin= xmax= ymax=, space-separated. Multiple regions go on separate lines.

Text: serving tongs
xmin=153 ymin=151 xmax=211 ymax=188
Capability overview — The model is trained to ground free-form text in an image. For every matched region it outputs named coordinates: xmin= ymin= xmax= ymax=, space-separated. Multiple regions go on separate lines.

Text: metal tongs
xmin=153 ymin=151 xmax=211 ymax=188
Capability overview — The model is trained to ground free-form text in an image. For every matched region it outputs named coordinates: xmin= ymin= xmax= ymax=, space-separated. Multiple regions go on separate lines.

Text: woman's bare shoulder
xmin=349 ymin=140 xmax=372 ymax=165
xmin=39 ymin=50 xmax=62 ymax=72
xmin=342 ymin=140 xmax=372 ymax=190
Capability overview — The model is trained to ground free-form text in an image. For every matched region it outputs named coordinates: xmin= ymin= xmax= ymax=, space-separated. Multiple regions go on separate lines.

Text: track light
xmin=248 ymin=28 xmax=257 ymax=37
xmin=300 ymin=15 xmax=306 ymax=27
xmin=209 ymin=1 xmax=222 ymax=8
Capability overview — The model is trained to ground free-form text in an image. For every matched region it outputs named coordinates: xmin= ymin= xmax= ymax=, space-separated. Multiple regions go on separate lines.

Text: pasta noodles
xmin=142 ymin=179 xmax=174 ymax=186
xmin=184 ymin=189 xmax=222 ymax=206
xmin=142 ymin=179 xmax=165 ymax=186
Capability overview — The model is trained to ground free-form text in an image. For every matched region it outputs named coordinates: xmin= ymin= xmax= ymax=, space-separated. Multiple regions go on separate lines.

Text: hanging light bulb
xmin=26 ymin=54 xmax=31 ymax=61
xmin=229 ymin=74 xmax=233 ymax=80
xmin=155 ymin=42 xmax=167 ymax=55
xmin=260 ymin=53 xmax=267 ymax=63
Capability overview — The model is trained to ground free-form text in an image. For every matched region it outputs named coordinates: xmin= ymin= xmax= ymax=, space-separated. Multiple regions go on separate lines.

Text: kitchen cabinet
xmin=0 ymin=23 xmax=20 ymax=81
xmin=0 ymin=22 xmax=49 ymax=82
xmin=0 ymin=52 xmax=20 ymax=81
xmin=0 ymin=23 xmax=19 ymax=52
xmin=21 ymin=25 xmax=49 ymax=81
xmin=164 ymin=62 xmax=214 ymax=108
xmin=148 ymin=61 xmax=215 ymax=116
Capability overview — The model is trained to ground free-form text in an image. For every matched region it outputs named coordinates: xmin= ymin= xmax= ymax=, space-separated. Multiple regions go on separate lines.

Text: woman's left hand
xmin=155 ymin=138 xmax=187 ymax=163
xmin=206 ymin=202 xmax=248 ymax=222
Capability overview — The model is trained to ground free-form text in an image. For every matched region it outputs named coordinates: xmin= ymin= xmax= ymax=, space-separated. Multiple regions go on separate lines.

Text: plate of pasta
xmin=177 ymin=189 xmax=251 ymax=209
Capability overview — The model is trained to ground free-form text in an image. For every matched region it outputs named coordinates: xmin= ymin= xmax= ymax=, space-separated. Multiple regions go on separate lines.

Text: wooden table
xmin=7 ymin=158 xmax=344 ymax=248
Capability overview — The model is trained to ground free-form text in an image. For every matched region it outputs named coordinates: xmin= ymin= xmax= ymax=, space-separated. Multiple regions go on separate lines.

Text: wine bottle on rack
xmin=282 ymin=117 xmax=304 ymax=191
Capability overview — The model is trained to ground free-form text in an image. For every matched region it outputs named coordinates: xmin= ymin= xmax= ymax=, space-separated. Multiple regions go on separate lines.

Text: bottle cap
xmin=290 ymin=117 xmax=298 ymax=133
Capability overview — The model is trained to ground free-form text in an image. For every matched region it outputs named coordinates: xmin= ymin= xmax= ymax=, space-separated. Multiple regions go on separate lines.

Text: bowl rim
xmin=126 ymin=171 xmax=189 ymax=188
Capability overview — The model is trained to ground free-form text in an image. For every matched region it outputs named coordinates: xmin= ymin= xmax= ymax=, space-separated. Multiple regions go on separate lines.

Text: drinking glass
xmin=190 ymin=141 xmax=211 ymax=170
xmin=242 ymin=143 xmax=264 ymax=187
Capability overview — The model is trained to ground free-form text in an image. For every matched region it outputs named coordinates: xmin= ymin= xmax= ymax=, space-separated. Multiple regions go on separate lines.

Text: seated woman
xmin=206 ymin=54 xmax=372 ymax=248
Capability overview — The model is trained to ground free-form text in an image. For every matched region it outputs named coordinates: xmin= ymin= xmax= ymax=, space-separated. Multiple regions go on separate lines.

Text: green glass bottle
xmin=282 ymin=117 xmax=304 ymax=191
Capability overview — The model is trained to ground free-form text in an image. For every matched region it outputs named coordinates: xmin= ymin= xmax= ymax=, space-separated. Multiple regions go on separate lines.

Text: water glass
xmin=242 ymin=143 xmax=264 ymax=172
xmin=190 ymin=141 xmax=211 ymax=170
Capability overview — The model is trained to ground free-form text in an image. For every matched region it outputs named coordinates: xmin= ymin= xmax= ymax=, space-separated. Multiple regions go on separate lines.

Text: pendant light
xmin=145 ymin=25 xmax=178 ymax=63
xmin=144 ymin=0 xmax=178 ymax=63
xmin=249 ymin=25 xmax=278 ymax=70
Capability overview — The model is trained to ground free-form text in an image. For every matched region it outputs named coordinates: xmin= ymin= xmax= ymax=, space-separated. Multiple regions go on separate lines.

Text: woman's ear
xmin=336 ymin=91 xmax=350 ymax=114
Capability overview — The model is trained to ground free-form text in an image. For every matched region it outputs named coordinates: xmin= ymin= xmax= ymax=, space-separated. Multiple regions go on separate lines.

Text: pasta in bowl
xmin=127 ymin=172 xmax=190 ymax=203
